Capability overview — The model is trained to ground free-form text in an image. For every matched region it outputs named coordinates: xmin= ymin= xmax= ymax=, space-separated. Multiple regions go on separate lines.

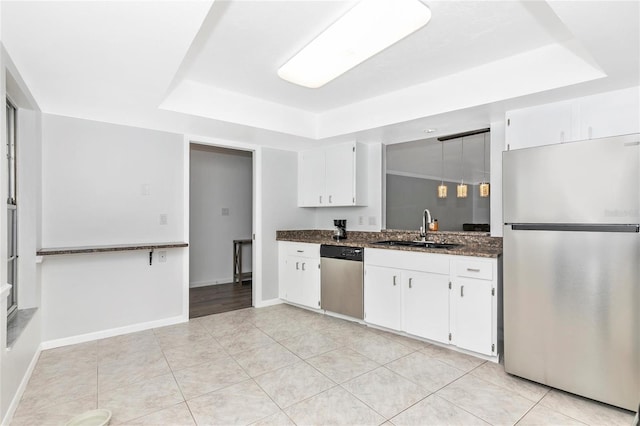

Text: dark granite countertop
xmin=276 ymin=230 xmax=502 ymax=258
xmin=37 ymin=242 xmax=188 ymax=256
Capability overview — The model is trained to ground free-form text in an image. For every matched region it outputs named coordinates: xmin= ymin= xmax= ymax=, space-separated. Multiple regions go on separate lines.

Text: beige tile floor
xmin=11 ymin=304 xmax=636 ymax=425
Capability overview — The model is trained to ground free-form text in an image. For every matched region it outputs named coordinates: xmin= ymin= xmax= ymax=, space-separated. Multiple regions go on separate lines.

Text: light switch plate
xmin=159 ymin=214 xmax=168 ymax=225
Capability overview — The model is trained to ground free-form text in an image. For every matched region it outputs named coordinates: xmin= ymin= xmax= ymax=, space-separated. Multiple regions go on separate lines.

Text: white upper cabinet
xmin=505 ymin=86 xmax=640 ymax=151
xmin=298 ymin=150 xmax=325 ymax=207
xmin=298 ymin=141 xmax=367 ymax=207
xmin=577 ymin=87 xmax=640 ymax=140
xmin=505 ymin=100 xmax=574 ymax=150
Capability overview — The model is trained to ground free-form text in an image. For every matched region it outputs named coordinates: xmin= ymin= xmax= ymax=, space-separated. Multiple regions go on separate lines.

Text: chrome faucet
xmin=420 ymin=209 xmax=433 ymax=239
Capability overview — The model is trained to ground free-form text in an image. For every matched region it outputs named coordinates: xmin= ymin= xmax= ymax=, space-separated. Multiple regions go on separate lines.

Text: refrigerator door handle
xmin=510 ymin=224 xmax=639 ymax=233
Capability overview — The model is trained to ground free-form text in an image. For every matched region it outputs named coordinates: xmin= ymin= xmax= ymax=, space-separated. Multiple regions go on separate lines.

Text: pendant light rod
xmin=440 ymin=141 xmax=445 ymax=183
xmin=437 ymin=127 xmax=490 ymax=142
xmin=483 ymin=132 xmax=487 ymax=178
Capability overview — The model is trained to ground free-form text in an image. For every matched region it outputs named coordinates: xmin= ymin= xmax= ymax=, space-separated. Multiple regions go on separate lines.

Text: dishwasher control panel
xmin=320 ymin=245 xmax=363 ymax=261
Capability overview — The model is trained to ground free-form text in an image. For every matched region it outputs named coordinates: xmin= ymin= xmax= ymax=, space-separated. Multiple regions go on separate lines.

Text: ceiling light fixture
xmin=277 ymin=0 xmax=432 ymax=88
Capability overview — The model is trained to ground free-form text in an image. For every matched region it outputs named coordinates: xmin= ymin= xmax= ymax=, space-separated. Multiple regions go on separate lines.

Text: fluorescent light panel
xmin=278 ymin=0 xmax=432 ymax=88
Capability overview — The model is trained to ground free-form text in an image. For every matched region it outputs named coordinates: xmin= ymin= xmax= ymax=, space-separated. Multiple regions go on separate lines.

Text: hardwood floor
xmin=189 ymin=282 xmax=252 ymax=318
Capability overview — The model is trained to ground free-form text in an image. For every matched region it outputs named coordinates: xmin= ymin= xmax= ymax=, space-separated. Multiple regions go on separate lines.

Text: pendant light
xmin=457 ymin=137 xmax=468 ymax=198
xmin=437 ymin=141 xmax=447 ymax=198
xmin=479 ymin=132 xmax=490 ymax=197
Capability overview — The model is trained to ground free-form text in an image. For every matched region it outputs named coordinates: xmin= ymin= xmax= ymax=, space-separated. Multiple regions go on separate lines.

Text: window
xmin=6 ymin=99 xmax=17 ymax=320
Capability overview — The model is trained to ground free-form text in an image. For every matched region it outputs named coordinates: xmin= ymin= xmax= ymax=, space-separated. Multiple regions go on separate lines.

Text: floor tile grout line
xmin=527 ymin=389 xmax=598 ymax=426
xmin=336 ymin=382 xmax=392 ymax=421
xmin=432 ymin=367 xmax=533 ymax=426
xmin=468 ymin=362 xmax=553 ymax=404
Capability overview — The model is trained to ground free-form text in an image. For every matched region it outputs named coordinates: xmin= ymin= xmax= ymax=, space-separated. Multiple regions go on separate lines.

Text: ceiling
xmin=1 ymin=0 xmax=639 ymax=149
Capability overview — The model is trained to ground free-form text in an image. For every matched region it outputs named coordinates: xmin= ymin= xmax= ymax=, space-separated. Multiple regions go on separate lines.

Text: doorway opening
xmin=189 ymin=144 xmax=253 ymax=318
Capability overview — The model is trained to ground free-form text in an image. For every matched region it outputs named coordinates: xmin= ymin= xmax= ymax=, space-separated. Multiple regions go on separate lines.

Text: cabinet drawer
xmin=280 ymin=242 xmax=320 ymax=259
xmin=365 ymin=248 xmax=449 ymax=274
xmin=455 ymin=259 xmax=493 ymax=281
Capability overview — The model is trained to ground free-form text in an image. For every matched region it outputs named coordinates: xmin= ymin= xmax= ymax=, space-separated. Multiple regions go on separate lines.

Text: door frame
xmin=183 ymin=135 xmax=262 ymax=315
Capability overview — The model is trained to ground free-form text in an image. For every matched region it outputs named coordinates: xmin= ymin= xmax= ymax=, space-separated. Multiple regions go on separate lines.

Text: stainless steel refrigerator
xmin=503 ymin=133 xmax=639 ymax=411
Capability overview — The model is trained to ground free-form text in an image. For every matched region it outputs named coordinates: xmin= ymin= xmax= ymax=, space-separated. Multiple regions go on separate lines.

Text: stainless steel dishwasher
xmin=320 ymin=245 xmax=364 ymax=319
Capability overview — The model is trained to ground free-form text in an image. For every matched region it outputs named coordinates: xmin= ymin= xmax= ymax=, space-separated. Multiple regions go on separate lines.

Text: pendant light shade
xmin=457 ymin=137 xmax=467 ymax=198
xmin=457 ymin=183 xmax=468 ymax=198
xmin=479 ymin=132 xmax=490 ymax=197
xmin=437 ymin=140 xmax=447 ymax=198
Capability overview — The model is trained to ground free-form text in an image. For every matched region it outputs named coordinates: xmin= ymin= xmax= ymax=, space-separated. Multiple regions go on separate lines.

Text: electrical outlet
xmin=141 ymin=184 xmax=151 ymax=196
xmin=358 ymin=216 xmax=364 ymax=225
xmin=159 ymin=214 xmax=168 ymax=225
xmin=368 ymin=216 xmax=377 ymax=226
xmin=221 ymin=208 xmax=230 ymax=216
xmin=158 ymin=251 xmax=167 ymax=263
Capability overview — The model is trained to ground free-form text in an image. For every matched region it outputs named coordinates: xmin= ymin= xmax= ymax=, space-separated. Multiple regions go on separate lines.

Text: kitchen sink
xmin=372 ymin=240 xmax=460 ymax=250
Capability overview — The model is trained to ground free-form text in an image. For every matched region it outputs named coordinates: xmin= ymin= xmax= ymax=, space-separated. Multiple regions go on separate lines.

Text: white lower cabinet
xmin=451 ymin=257 xmax=497 ymax=356
xmin=451 ymin=277 xmax=493 ymax=355
xmin=279 ymin=242 xmax=320 ymax=309
xmin=365 ymin=248 xmax=500 ymax=359
xmin=363 ymin=265 xmax=402 ymax=330
xmin=403 ymin=270 xmax=450 ymax=345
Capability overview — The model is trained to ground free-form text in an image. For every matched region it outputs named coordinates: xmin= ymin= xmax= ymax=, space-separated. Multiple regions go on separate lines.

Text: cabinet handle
xmin=409 ymin=278 xmax=413 ymax=289
xmin=393 ymin=275 xmax=397 ymax=286
xmin=319 ymin=195 xmax=322 ymax=204
xmin=296 ymin=250 xmax=304 ymax=253
xmin=466 ymin=268 xmax=480 ymax=272
xmin=296 ymin=262 xmax=299 ymax=270
xmin=461 ymin=285 xmax=464 ymax=297
xmin=329 ymin=195 xmax=332 ymax=203
xmin=302 ymin=262 xmax=306 ymax=271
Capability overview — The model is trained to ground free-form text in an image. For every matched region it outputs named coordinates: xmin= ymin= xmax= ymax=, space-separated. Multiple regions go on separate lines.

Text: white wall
xmin=490 ymin=121 xmax=505 ymax=237
xmin=314 ymin=143 xmax=383 ymax=231
xmin=1 ymin=46 xmax=43 ymax=423
xmin=260 ymin=148 xmax=315 ymax=301
xmin=42 ymin=115 xmax=185 ymax=247
xmin=190 ymin=145 xmax=252 ymax=287
xmin=42 ymin=250 xmax=183 ymax=341
xmin=40 ymin=115 xmax=187 ymax=343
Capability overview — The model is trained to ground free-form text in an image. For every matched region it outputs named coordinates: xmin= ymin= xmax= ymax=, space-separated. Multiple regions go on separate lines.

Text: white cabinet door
xmin=452 ymin=278 xmax=493 ymax=355
xmin=325 ymin=142 xmax=355 ymax=206
xmin=403 ymin=271 xmax=450 ymax=344
xmin=364 ymin=265 xmax=402 ymax=330
xmin=578 ymin=87 xmax=640 ymax=140
xmin=285 ymin=256 xmax=320 ymax=309
xmin=299 ymin=258 xmax=320 ymax=309
xmin=298 ymin=149 xmax=325 ymax=207
xmin=505 ymin=100 xmax=573 ymax=150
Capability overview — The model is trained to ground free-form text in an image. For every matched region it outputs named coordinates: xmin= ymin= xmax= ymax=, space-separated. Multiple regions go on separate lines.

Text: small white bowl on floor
xmin=65 ymin=409 xmax=112 ymax=426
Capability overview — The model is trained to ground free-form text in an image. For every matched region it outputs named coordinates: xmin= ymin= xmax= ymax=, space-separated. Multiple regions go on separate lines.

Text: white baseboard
xmin=254 ymin=298 xmax=283 ymax=308
xmin=2 ymin=347 xmax=41 ymax=426
xmin=40 ymin=314 xmax=188 ymax=350
xmin=189 ymin=277 xmax=234 ymax=288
